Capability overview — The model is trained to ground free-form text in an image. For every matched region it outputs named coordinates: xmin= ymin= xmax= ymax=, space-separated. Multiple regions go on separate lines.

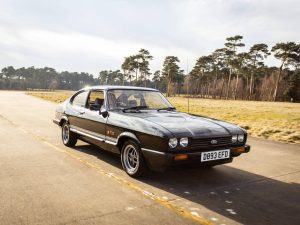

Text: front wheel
xmin=121 ymin=140 xmax=148 ymax=178
xmin=62 ymin=122 xmax=77 ymax=147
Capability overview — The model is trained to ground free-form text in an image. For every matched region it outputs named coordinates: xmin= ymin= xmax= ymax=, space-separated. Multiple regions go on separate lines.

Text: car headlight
xmin=169 ymin=138 xmax=178 ymax=148
xmin=232 ymin=134 xmax=238 ymax=143
xmin=180 ymin=137 xmax=188 ymax=147
xmin=238 ymin=134 xmax=244 ymax=142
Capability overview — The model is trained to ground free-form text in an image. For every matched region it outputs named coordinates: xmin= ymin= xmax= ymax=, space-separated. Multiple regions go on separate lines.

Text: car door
xmin=67 ymin=90 xmax=89 ymax=129
xmin=79 ymin=90 xmax=108 ymax=148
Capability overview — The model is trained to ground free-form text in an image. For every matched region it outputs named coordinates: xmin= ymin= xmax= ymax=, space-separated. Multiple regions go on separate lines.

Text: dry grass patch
xmin=26 ymin=91 xmax=74 ymax=103
xmin=26 ymin=91 xmax=300 ymax=144
xmin=169 ymin=97 xmax=300 ymax=144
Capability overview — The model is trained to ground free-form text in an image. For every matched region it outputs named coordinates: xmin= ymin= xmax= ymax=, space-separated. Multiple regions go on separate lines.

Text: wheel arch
xmin=59 ymin=116 xmax=69 ymax=126
xmin=116 ymin=132 xmax=141 ymax=152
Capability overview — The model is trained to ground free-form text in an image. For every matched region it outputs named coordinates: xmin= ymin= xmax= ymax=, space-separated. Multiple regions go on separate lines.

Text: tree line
xmin=106 ymin=36 xmax=300 ymax=102
xmin=1 ymin=35 xmax=299 ymax=102
xmin=0 ymin=66 xmax=96 ymax=90
xmin=187 ymin=36 xmax=300 ymax=102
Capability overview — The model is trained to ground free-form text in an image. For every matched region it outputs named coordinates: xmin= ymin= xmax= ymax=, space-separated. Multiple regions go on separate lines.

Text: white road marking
xmin=226 ymin=208 xmax=237 ymax=215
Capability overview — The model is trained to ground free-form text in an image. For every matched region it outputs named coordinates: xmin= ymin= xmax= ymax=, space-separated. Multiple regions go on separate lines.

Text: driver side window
xmin=87 ymin=90 xmax=105 ymax=111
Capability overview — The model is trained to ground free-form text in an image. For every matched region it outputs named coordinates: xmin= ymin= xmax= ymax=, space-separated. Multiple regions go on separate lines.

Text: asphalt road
xmin=0 ymin=91 xmax=299 ymax=225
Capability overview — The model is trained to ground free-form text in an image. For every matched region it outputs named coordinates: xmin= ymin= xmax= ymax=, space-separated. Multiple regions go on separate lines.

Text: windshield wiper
xmin=122 ymin=106 xmax=149 ymax=112
xmin=157 ymin=107 xmax=176 ymax=112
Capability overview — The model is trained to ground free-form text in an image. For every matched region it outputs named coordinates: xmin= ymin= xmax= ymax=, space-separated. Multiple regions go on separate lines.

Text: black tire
xmin=61 ymin=122 xmax=77 ymax=147
xmin=121 ymin=140 xmax=148 ymax=178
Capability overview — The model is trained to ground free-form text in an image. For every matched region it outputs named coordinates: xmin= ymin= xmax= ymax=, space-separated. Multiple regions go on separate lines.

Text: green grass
xmin=26 ymin=91 xmax=300 ymax=144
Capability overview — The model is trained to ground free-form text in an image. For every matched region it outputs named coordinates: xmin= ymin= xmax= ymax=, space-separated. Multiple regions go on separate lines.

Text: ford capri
xmin=53 ymin=86 xmax=250 ymax=177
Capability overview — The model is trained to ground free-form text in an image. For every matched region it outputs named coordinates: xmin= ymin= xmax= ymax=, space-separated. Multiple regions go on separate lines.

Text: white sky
xmin=0 ymin=0 xmax=299 ymax=76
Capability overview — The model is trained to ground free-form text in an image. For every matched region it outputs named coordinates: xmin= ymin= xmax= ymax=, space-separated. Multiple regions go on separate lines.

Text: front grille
xmin=190 ymin=136 xmax=233 ymax=150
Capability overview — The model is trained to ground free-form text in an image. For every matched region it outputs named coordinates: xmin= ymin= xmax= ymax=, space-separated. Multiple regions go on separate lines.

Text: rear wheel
xmin=62 ymin=122 xmax=77 ymax=147
xmin=121 ymin=140 xmax=148 ymax=178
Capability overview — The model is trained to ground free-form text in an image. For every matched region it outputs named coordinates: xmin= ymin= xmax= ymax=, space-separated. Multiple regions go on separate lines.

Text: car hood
xmin=128 ymin=111 xmax=244 ymax=137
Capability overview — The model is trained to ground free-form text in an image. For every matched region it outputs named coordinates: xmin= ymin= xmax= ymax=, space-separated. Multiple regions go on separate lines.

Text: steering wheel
xmin=127 ymin=93 xmax=147 ymax=106
xmin=116 ymin=101 xmax=127 ymax=107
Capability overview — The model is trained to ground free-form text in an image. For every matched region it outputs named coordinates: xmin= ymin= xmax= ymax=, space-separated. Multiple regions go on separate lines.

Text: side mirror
xmin=99 ymin=106 xmax=108 ymax=118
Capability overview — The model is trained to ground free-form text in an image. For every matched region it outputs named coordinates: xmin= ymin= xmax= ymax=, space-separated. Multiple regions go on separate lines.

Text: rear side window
xmin=72 ymin=91 xmax=89 ymax=107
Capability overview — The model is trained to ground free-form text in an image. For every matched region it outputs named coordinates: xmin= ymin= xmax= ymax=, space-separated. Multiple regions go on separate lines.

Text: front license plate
xmin=201 ymin=149 xmax=230 ymax=162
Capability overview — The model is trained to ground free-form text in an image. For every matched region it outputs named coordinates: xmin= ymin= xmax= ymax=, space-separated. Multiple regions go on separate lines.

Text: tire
xmin=121 ymin=140 xmax=148 ymax=178
xmin=61 ymin=122 xmax=77 ymax=147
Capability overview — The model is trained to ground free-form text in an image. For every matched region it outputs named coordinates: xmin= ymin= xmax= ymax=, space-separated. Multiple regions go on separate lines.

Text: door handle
xmin=79 ymin=111 xmax=85 ymax=115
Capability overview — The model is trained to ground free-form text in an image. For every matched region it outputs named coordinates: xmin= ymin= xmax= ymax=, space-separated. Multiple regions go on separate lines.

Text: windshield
xmin=107 ymin=89 xmax=173 ymax=110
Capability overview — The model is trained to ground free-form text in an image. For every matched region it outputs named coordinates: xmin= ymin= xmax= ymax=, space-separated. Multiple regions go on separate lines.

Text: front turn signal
xmin=174 ymin=154 xmax=188 ymax=161
xmin=234 ymin=147 xmax=246 ymax=154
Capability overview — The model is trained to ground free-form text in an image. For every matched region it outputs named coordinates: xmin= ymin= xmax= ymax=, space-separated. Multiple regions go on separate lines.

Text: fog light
xmin=232 ymin=135 xmax=238 ymax=143
xmin=180 ymin=137 xmax=188 ymax=147
xmin=238 ymin=134 xmax=244 ymax=142
xmin=169 ymin=138 xmax=178 ymax=148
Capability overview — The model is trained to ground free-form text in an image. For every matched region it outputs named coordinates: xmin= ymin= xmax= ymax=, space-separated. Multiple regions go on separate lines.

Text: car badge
xmin=211 ymin=139 xmax=218 ymax=144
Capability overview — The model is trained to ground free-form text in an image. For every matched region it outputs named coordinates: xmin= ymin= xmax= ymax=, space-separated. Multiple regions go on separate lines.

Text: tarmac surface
xmin=0 ymin=91 xmax=299 ymax=225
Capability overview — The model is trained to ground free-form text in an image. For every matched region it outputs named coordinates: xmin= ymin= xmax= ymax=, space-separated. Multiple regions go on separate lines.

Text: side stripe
xmin=70 ymin=125 xmax=117 ymax=145
xmin=141 ymin=148 xmax=166 ymax=155
xmin=70 ymin=128 xmax=105 ymax=142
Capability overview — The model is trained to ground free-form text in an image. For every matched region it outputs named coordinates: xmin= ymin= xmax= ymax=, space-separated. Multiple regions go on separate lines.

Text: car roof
xmin=81 ymin=85 xmax=159 ymax=92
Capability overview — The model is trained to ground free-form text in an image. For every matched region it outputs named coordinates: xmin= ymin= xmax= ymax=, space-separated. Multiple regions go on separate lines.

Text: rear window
xmin=72 ymin=91 xmax=89 ymax=107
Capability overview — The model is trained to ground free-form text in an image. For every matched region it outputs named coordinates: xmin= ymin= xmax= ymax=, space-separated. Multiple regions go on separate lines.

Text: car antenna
xmin=186 ymin=57 xmax=190 ymax=114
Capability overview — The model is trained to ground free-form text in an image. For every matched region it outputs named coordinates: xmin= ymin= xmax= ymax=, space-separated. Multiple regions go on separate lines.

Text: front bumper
xmin=53 ymin=119 xmax=60 ymax=125
xmin=142 ymin=145 xmax=250 ymax=172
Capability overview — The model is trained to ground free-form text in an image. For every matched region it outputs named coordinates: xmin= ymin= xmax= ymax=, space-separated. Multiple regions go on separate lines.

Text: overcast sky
xmin=0 ymin=0 xmax=299 ymax=75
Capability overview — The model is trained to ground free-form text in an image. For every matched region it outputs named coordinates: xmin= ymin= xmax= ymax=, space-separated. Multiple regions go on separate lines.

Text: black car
xmin=53 ymin=86 xmax=250 ymax=177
